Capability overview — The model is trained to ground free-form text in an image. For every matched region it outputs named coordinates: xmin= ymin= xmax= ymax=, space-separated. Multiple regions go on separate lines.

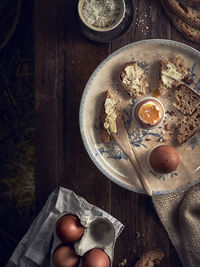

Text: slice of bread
xmin=158 ymin=55 xmax=188 ymax=95
xmin=119 ymin=61 xmax=148 ymax=99
xmin=161 ymin=0 xmax=200 ymax=44
xmin=134 ymin=249 xmax=164 ymax=267
xmin=99 ymin=90 xmax=120 ymax=143
xmin=174 ymin=84 xmax=200 ymax=115
xmin=180 ymin=0 xmax=200 ymax=8
xmin=177 ymin=106 xmax=200 ymax=144
xmin=166 ymin=0 xmax=200 ymax=29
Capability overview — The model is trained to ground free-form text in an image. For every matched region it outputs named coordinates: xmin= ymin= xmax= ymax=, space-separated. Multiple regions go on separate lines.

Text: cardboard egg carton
xmin=50 ymin=211 xmax=116 ymax=267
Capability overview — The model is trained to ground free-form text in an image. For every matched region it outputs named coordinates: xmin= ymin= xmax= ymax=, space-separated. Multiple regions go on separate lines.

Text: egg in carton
xmin=50 ymin=211 xmax=116 ymax=267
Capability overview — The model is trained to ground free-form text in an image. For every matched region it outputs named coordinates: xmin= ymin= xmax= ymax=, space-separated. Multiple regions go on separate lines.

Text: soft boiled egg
xmin=148 ymin=145 xmax=179 ymax=174
xmin=133 ymin=97 xmax=165 ymax=129
xmin=56 ymin=214 xmax=84 ymax=244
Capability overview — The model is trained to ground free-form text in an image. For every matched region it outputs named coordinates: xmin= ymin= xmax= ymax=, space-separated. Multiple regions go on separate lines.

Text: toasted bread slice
xmin=120 ymin=61 xmax=148 ymax=99
xmin=99 ymin=90 xmax=121 ymax=143
xmin=161 ymin=0 xmax=200 ymax=44
xmin=177 ymin=106 xmax=200 ymax=144
xmin=158 ymin=55 xmax=188 ymax=95
xmin=134 ymin=249 xmax=164 ymax=267
xmin=174 ymin=84 xmax=200 ymax=115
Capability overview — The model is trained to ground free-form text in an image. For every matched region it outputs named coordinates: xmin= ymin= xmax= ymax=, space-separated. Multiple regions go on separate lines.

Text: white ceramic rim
xmin=79 ymin=39 xmax=200 ymax=195
xmin=78 ymin=0 xmax=126 ymax=32
xmin=131 ymin=96 xmax=165 ymax=130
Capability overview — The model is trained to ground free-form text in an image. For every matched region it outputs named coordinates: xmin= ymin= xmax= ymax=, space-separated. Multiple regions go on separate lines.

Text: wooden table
xmin=34 ymin=1 xmax=200 ymax=266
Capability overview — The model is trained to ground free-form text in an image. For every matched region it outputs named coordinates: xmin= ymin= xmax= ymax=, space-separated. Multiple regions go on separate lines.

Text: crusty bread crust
xmin=99 ymin=90 xmax=122 ymax=143
xmin=100 ymin=91 xmax=112 ymax=143
xmin=180 ymin=0 xmax=200 ymax=7
xmin=177 ymin=106 xmax=200 ymax=144
xmin=161 ymin=0 xmax=200 ymax=44
xmin=119 ymin=61 xmax=148 ymax=99
xmin=158 ymin=58 xmax=169 ymax=95
xmin=134 ymin=248 xmax=164 ymax=267
xmin=166 ymin=0 xmax=200 ymax=29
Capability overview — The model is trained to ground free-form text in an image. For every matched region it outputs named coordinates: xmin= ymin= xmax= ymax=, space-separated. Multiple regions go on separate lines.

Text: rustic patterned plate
xmin=79 ymin=39 xmax=200 ymax=195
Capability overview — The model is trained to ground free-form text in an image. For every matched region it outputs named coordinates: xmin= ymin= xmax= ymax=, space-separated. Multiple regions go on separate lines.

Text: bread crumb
xmin=165 ymin=123 xmax=172 ymax=131
xmin=136 ymin=231 xmax=141 ymax=239
xmin=134 ymin=248 xmax=164 ymax=267
xmin=162 ymin=136 xmax=169 ymax=142
xmin=166 ymin=110 xmax=175 ymax=116
xmin=158 ymin=136 xmax=169 ymax=142
xmin=118 ymin=258 xmax=127 ymax=266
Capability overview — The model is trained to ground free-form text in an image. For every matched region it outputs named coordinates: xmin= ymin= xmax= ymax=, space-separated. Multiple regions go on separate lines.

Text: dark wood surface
xmin=35 ymin=0 xmax=200 ymax=266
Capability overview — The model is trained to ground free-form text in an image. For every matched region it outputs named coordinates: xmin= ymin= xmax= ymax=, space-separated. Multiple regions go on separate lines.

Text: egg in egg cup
xmin=132 ymin=96 xmax=165 ymax=130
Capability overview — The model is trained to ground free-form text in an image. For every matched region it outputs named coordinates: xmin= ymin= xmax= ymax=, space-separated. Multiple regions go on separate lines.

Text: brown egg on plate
xmin=148 ymin=145 xmax=179 ymax=174
xmin=53 ymin=245 xmax=80 ymax=267
xmin=82 ymin=248 xmax=110 ymax=267
xmin=132 ymin=97 xmax=165 ymax=129
xmin=56 ymin=214 xmax=84 ymax=244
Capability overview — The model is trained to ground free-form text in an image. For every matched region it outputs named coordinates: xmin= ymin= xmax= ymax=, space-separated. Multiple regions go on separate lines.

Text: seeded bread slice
xmin=174 ymin=84 xmax=200 ymax=115
xmin=119 ymin=61 xmax=148 ymax=99
xmin=161 ymin=0 xmax=200 ymax=44
xmin=166 ymin=0 xmax=200 ymax=29
xmin=177 ymin=106 xmax=200 ymax=144
xmin=134 ymin=249 xmax=164 ymax=267
xmin=99 ymin=90 xmax=121 ymax=143
xmin=158 ymin=55 xmax=188 ymax=95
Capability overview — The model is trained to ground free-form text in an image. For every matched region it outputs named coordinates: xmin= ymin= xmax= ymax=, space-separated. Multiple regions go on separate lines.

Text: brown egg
xmin=56 ymin=215 xmax=84 ymax=244
xmin=53 ymin=245 xmax=80 ymax=267
xmin=149 ymin=145 xmax=179 ymax=174
xmin=82 ymin=248 xmax=110 ymax=267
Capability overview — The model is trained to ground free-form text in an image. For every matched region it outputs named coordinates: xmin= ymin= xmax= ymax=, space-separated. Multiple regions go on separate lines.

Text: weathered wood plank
xmin=61 ymin=0 xmax=111 ymax=210
xmin=35 ymin=0 xmax=65 ymax=211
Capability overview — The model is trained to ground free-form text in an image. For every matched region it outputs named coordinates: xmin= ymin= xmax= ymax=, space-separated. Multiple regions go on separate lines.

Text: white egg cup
xmin=132 ymin=96 xmax=165 ymax=130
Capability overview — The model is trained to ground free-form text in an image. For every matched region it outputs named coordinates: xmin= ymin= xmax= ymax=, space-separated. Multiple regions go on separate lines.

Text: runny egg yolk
xmin=139 ymin=102 xmax=160 ymax=125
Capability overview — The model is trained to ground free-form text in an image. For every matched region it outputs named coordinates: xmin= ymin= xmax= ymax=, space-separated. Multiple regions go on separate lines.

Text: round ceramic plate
xmin=79 ymin=39 xmax=200 ymax=195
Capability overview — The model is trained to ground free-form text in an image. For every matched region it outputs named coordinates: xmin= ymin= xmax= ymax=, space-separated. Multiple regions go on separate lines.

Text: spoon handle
xmin=128 ymin=150 xmax=152 ymax=196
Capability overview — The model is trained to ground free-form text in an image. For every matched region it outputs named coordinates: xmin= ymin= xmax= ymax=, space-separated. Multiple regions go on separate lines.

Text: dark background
xmin=0 ymin=1 xmax=34 ymax=266
xmin=1 ymin=0 xmax=200 ymax=266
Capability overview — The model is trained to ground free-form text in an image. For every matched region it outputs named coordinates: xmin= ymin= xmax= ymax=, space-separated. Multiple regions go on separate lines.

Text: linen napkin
xmin=7 ymin=187 xmax=124 ymax=267
xmin=152 ymin=183 xmax=200 ymax=267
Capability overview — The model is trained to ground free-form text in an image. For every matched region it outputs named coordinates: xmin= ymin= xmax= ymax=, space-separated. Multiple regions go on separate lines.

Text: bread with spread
xmin=177 ymin=106 xmax=200 ymax=144
xmin=99 ymin=90 xmax=121 ymax=143
xmin=158 ymin=55 xmax=188 ymax=95
xmin=119 ymin=61 xmax=149 ymax=98
xmin=174 ymin=83 xmax=200 ymax=115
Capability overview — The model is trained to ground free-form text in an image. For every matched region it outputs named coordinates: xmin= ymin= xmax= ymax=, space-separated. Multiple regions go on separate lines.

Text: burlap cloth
xmin=152 ymin=183 xmax=200 ymax=267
